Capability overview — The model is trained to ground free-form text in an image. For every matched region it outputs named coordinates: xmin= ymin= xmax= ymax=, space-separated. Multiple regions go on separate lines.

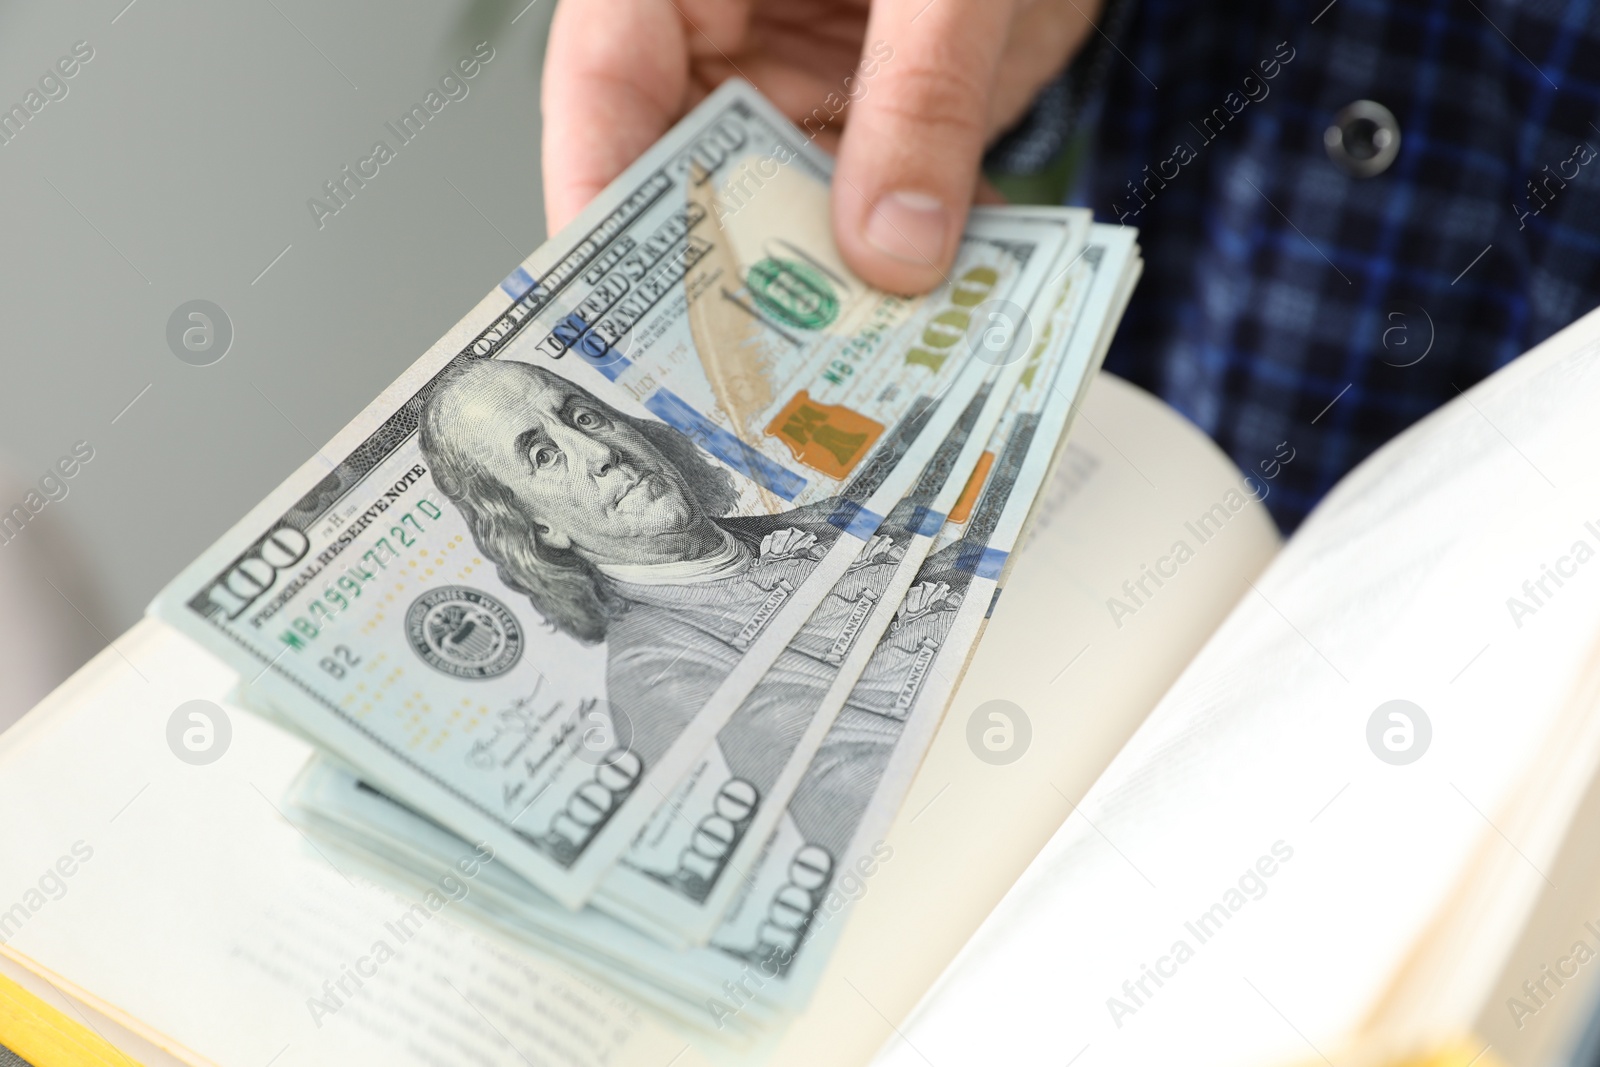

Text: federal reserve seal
xmin=405 ymin=586 xmax=524 ymax=679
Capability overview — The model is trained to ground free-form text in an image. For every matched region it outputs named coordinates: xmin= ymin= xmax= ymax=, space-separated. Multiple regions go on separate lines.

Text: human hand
xmin=541 ymin=0 xmax=1100 ymax=295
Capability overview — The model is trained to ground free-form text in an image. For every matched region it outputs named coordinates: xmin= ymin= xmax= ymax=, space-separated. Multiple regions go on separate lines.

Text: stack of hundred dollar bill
xmin=152 ymin=80 xmax=1140 ymax=1040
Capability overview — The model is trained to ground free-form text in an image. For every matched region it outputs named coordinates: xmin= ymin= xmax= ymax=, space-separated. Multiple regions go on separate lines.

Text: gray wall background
xmin=0 ymin=0 xmax=557 ymax=690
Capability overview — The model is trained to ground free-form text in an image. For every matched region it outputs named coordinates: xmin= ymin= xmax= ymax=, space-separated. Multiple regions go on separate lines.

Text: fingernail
xmin=864 ymin=190 xmax=949 ymax=265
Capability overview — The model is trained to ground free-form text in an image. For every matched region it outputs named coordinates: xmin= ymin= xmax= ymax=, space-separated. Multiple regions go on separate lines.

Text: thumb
xmin=833 ymin=0 xmax=1017 ymax=294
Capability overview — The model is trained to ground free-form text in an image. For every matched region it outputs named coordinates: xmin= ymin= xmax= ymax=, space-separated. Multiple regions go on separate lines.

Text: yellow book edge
xmin=1368 ymin=1040 xmax=1504 ymax=1067
xmin=0 ymin=947 xmax=208 ymax=1067
xmin=0 ymin=964 xmax=144 ymax=1067
xmin=0 ymin=943 xmax=1507 ymax=1067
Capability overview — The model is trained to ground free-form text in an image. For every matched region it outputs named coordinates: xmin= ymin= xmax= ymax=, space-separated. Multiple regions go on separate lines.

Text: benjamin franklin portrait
xmin=418 ymin=358 xmax=855 ymax=762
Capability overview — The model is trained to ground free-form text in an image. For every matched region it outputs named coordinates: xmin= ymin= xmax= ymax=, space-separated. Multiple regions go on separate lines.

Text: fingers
xmin=833 ymin=0 xmax=1018 ymax=294
xmin=974 ymin=174 xmax=1009 ymax=204
xmin=541 ymin=0 xmax=690 ymax=234
xmin=986 ymin=0 xmax=1101 ymax=131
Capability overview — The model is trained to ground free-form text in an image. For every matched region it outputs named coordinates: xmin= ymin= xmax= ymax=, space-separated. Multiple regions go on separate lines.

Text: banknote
xmin=564 ymin=231 xmax=1140 ymax=1028
xmin=703 ymin=228 xmax=1143 ymax=1023
xmin=150 ymin=78 xmax=1068 ymax=907
xmin=594 ymin=213 xmax=1092 ymax=946
xmin=280 ymin=227 xmax=1140 ymax=1034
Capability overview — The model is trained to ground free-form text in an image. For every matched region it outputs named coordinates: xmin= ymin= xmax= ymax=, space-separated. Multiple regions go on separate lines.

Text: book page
xmin=0 ymin=370 xmax=1277 ymax=1067
xmin=0 ymin=620 xmax=681 ymax=1067
xmin=764 ymin=371 xmax=1280 ymax=1065
xmin=1469 ymin=688 xmax=1600 ymax=1067
xmin=1346 ymin=615 xmax=1600 ymax=1066
xmin=879 ymin=308 xmax=1600 ymax=1067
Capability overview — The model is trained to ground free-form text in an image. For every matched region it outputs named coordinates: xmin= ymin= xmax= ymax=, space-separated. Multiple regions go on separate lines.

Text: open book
xmin=4 ymin=305 xmax=1600 ymax=1067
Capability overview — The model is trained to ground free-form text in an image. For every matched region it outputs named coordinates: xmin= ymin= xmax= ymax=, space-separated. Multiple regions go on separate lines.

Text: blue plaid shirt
xmin=992 ymin=0 xmax=1600 ymax=530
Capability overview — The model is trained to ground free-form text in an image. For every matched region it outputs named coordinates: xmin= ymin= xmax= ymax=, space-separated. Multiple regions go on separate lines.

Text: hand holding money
xmin=156 ymin=80 xmax=1078 ymax=906
xmin=285 ymin=197 xmax=1139 ymax=1031
xmin=541 ymin=0 xmax=1103 ymax=293
xmin=153 ymin=79 xmax=1140 ymax=1038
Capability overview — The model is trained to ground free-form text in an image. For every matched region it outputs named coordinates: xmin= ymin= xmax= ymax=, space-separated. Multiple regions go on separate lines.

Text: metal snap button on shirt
xmin=1324 ymin=100 xmax=1401 ymax=178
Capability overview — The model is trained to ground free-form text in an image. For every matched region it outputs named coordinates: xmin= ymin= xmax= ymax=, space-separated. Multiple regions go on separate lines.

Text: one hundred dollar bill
xmin=539 ymin=231 xmax=1141 ymax=1028
xmin=594 ymin=213 xmax=1093 ymax=945
xmin=278 ymin=227 xmax=1140 ymax=1033
xmin=703 ymin=229 xmax=1143 ymax=1025
xmin=150 ymin=79 xmax=1067 ymax=907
